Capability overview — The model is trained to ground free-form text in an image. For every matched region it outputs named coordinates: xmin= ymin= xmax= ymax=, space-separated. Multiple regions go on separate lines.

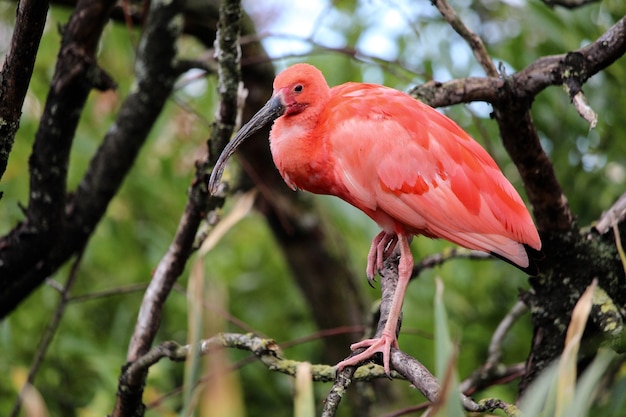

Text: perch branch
xmin=322 ymin=248 xmax=403 ymax=416
xmin=323 ymin=246 xmax=486 ymax=416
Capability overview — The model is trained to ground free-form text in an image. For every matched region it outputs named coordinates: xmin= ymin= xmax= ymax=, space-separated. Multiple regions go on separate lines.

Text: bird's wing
xmin=322 ymin=83 xmax=540 ymax=265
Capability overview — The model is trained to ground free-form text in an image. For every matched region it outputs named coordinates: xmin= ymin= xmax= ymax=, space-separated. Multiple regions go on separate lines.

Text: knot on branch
xmin=562 ymin=51 xmax=598 ymax=128
xmin=246 ymin=333 xmax=282 ymax=358
xmin=563 ymin=51 xmax=588 ymax=89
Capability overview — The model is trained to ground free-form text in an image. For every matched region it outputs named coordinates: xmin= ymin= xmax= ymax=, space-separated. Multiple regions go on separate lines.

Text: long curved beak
xmin=208 ymin=95 xmax=285 ymax=194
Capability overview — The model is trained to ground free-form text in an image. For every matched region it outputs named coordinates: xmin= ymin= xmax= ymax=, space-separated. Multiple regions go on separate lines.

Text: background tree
xmin=0 ymin=0 xmax=625 ymax=416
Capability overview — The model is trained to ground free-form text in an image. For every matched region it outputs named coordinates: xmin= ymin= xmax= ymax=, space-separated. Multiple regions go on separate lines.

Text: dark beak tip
xmin=208 ymin=173 xmax=223 ymax=196
xmin=206 ymin=94 xmax=284 ymax=199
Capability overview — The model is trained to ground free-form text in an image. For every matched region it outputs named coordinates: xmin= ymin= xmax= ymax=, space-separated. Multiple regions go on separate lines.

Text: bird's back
xmin=315 ymin=82 xmax=541 ymax=268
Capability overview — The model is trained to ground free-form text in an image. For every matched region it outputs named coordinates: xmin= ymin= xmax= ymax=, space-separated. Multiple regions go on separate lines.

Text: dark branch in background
xmin=0 ymin=0 xmax=187 ymax=317
xmin=0 ymin=0 xmax=116 ymax=312
xmin=114 ymin=0 xmax=242 ymax=416
xmin=541 ymin=0 xmax=601 ymax=8
xmin=0 ymin=0 xmax=49 ymax=185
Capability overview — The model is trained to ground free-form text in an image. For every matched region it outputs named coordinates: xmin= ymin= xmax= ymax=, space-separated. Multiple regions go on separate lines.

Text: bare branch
xmin=323 ymin=246 xmax=487 ymax=415
xmin=322 ymin=247 xmax=404 ymax=416
xmin=126 ymin=333 xmax=403 ymax=387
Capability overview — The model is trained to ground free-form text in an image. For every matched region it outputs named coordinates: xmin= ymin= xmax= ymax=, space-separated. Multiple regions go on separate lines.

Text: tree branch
xmin=409 ymin=4 xmax=626 ymax=398
xmin=114 ymin=0 xmax=242 ymax=415
xmin=410 ymin=17 xmax=626 ymax=110
xmin=0 ymin=0 xmax=116 ymax=310
xmin=411 ymin=15 xmax=626 ymax=232
xmin=0 ymin=0 xmax=49 ymax=184
xmin=595 ymin=191 xmax=626 ymax=235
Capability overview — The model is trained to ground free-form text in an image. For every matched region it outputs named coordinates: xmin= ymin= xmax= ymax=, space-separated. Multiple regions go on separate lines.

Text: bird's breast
xmin=269 ymin=121 xmax=340 ymax=195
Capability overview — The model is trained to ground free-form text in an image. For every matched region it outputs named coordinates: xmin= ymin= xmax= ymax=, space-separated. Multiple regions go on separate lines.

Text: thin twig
xmin=9 ymin=250 xmax=84 ymax=417
xmin=239 ymin=31 xmax=421 ymax=83
xmin=595 ymin=191 xmax=626 ymax=235
xmin=460 ymin=301 xmax=528 ymax=393
xmin=431 ymin=0 xmax=498 ymax=77
xmin=67 ymin=283 xmax=149 ymax=303
xmin=488 ymin=302 xmax=528 ymax=368
xmin=412 ymin=248 xmax=491 ymax=280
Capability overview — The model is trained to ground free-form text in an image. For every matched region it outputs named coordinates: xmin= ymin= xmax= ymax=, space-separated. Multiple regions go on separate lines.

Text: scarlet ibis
xmin=209 ymin=63 xmax=541 ymax=375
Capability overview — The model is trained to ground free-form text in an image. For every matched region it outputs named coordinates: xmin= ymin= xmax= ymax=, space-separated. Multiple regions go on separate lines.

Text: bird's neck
xmin=269 ymin=113 xmax=337 ymax=194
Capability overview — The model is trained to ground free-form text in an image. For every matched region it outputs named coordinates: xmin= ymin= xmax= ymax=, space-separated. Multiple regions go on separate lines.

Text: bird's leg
xmin=366 ymin=231 xmax=398 ymax=285
xmin=337 ymin=233 xmax=413 ymax=375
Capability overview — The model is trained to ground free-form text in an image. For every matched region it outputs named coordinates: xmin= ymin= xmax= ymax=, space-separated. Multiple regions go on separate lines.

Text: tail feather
xmin=490 ymin=244 xmax=544 ymax=276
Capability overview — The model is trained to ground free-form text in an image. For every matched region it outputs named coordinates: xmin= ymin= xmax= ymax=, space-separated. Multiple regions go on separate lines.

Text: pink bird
xmin=209 ymin=63 xmax=541 ymax=375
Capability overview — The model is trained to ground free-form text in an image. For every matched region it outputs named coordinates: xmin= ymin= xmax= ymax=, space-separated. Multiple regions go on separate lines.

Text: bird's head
xmin=272 ymin=63 xmax=329 ymax=116
xmin=208 ymin=63 xmax=329 ymax=194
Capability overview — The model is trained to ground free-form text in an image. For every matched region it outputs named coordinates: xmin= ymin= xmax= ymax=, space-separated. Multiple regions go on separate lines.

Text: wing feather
xmin=318 ymin=83 xmax=540 ymax=265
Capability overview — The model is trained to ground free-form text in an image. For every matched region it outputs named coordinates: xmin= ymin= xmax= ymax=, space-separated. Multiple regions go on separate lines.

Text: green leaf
xmin=432 ymin=278 xmax=464 ymax=417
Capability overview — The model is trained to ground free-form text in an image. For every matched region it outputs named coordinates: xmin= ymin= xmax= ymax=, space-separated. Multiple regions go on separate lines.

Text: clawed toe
xmin=335 ymin=335 xmax=397 ymax=375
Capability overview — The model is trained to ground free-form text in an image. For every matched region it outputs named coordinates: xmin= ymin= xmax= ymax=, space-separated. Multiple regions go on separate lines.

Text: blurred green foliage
xmin=1 ymin=0 xmax=625 ymax=416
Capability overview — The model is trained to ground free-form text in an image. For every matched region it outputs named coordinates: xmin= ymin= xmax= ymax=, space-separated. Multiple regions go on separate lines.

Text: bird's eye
xmin=294 ymin=84 xmax=303 ymax=93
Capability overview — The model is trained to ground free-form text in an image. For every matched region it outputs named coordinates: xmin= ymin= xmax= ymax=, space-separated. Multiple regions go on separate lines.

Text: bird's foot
xmin=335 ymin=331 xmax=399 ymax=376
xmin=366 ymin=231 xmax=398 ymax=284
